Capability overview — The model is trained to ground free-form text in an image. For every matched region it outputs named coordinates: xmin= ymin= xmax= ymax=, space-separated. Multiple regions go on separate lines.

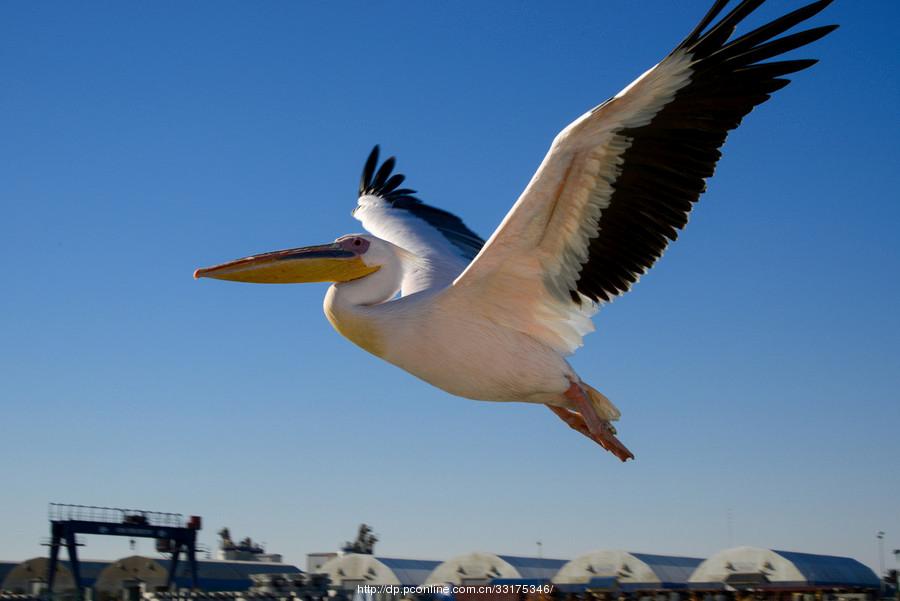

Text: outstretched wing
xmin=353 ymin=145 xmax=485 ymax=295
xmin=453 ymin=0 xmax=837 ymax=355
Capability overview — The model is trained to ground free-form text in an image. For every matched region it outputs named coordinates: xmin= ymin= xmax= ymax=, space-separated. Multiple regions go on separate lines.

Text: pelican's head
xmin=194 ymin=234 xmax=384 ymax=284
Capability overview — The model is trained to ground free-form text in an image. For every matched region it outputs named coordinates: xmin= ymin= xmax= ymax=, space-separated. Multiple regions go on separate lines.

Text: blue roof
xmin=555 ymin=576 xmax=618 ymax=593
xmin=0 ymin=560 xmax=110 ymax=589
xmin=773 ymin=551 xmax=879 ymax=587
xmin=376 ymin=558 xmax=441 ymax=587
xmin=0 ymin=562 xmax=19 ymax=586
xmin=631 ymin=553 xmax=704 ymax=583
xmin=173 ymin=561 xmax=301 ymax=591
xmin=490 ymin=578 xmax=551 ymax=586
xmin=49 ymin=560 xmax=110 ymax=586
xmin=497 ymin=556 xmax=567 ymax=580
xmin=71 ymin=561 xmax=111 ymax=585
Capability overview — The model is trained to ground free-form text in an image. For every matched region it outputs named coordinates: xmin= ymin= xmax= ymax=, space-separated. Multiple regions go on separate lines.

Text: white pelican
xmin=195 ymin=0 xmax=836 ymax=461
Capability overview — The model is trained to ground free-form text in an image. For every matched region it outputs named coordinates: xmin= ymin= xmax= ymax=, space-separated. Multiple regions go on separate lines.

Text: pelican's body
xmin=196 ymin=0 xmax=836 ymax=461
xmin=325 ymin=283 xmax=573 ymax=404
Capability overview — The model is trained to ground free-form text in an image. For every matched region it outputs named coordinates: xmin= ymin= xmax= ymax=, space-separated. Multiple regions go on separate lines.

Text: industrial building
xmin=0 ymin=505 xmax=885 ymax=601
xmin=95 ymin=556 xmax=299 ymax=594
xmin=425 ymin=553 xmax=568 ymax=586
xmin=0 ymin=565 xmax=17 ymax=589
xmin=2 ymin=558 xmax=109 ymax=597
xmin=317 ymin=553 xmax=440 ymax=592
xmin=0 ymin=546 xmax=885 ymax=601
xmin=0 ymin=556 xmax=300 ymax=600
xmin=552 ymin=550 xmax=703 ymax=592
xmin=688 ymin=546 xmax=880 ymax=593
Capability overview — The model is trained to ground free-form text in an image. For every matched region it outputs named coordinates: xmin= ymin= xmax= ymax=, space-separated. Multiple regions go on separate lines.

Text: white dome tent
xmin=317 ymin=553 xmax=440 ymax=593
xmin=425 ymin=553 xmax=567 ymax=586
xmin=689 ymin=546 xmax=879 ymax=589
xmin=553 ymin=550 xmax=703 ymax=589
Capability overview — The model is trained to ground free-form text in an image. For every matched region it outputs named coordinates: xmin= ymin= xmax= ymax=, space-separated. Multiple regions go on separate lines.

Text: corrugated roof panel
xmin=773 ymin=551 xmax=879 ymax=587
xmin=376 ymin=558 xmax=441 ymax=587
xmin=47 ymin=560 xmax=111 ymax=586
xmin=497 ymin=556 xmax=567 ymax=580
xmin=0 ymin=562 xmax=19 ymax=586
xmin=173 ymin=561 xmax=300 ymax=591
xmin=631 ymin=553 xmax=704 ymax=583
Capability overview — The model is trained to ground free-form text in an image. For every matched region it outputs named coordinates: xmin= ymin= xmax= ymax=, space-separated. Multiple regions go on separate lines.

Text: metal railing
xmin=48 ymin=503 xmax=184 ymax=528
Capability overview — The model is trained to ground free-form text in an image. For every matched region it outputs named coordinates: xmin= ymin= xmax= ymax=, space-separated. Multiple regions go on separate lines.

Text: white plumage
xmin=195 ymin=0 xmax=836 ymax=461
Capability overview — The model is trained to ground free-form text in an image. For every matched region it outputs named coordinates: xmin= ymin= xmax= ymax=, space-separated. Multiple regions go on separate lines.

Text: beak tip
xmin=193 ymin=268 xmax=204 ymax=280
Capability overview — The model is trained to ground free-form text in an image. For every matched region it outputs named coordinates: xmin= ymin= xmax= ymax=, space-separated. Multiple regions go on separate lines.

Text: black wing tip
xmin=358 ymin=144 xmax=420 ymax=203
xmin=680 ymin=0 xmax=837 ymax=57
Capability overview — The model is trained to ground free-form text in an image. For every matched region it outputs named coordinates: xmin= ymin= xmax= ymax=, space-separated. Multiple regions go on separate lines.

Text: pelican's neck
xmin=322 ymin=257 xmax=403 ymax=358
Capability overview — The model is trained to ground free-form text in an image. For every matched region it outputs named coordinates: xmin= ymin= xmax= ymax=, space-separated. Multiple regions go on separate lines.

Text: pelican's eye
xmin=339 ymin=236 xmax=370 ymax=254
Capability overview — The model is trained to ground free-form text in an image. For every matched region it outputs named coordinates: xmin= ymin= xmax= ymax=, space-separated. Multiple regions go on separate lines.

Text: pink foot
xmin=564 ymin=381 xmax=634 ymax=462
xmin=547 ymin=405 xmax=592 ymax=439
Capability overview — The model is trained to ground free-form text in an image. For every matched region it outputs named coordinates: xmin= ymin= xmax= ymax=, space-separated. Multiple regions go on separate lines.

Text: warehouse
xmin=1 ymin=557 xmax=109 ymax=596
xmin=425 ymin=553 xmax=567 ymax=586
xmin=94 ymin=555 xmax=300 ymax=596
xmin=316 ymin=553 xmax=440 ymax=592
xmin=553 ymin=550 xmax=703 ymax=592
xmin=0 ymin=555 xmax=300 ymax=599
xmin=688 ymin=546 xmax=879 ymax=598
xmin=0 ymin=562 xmax=20 ymax=590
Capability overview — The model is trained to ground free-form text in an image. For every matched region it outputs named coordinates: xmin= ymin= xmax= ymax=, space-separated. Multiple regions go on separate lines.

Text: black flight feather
xmin=570 ymin=0 xmax=837 ymax=304
xmin=357 ymin=145 xmax=485 ymax=260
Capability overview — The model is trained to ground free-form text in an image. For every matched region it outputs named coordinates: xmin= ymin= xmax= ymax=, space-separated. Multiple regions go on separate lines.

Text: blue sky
xmin=2 ymin=0 xmax=899 ymax=575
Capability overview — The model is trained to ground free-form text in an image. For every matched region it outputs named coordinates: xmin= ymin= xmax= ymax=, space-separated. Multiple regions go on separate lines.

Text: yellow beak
xmin=194 ymin=242 xmax=380 ymax=284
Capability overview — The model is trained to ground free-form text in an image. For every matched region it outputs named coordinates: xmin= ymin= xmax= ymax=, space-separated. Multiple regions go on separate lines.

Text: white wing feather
xmin=354 ymin=194 xmax=473 ymax=296
xmin=452 ymin=51 xmax=695 ymax=355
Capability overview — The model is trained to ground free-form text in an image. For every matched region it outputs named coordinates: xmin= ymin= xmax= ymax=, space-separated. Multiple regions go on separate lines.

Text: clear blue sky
xmin=2 ymin=0 xmax=898 ymax=575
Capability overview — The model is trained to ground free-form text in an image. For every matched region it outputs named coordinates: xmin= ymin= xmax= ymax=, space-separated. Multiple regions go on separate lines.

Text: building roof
xmin=177 ymin=559 xmax=301 ymax=591
xmin=689 ymin=547 xmax=878 ymax=589
xmin=425 ymin=553 xmax=567 ymax=585
xmin=317 ymin=553 xmax=440 ymax=589
xmin=0 ymin=562 xmax=20 ymax=589
xmin=631 ymin=553 xmax=703 ymax=584
xmin=1 ymin=558 xmax=112 ymax=592
xmin=772 ymin=550 xmax=879 ymax=587
xmin=554 ymin=551 xmax=702 ymax=586
xmin=375 ymin=558 xmax=441 ymax=587
xmin=495 ymin=556 xmax=568 ymax=580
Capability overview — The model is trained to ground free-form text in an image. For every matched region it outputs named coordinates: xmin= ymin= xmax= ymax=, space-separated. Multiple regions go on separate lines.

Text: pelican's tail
xmin=582 ymin=382 xmax=621 ymax=422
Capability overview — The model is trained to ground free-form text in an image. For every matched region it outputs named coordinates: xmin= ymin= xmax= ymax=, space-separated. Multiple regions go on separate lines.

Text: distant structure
xmin=341 ymin=524 xmax=377 ymax=555
xmin=0 ymin=507 xmax=885 ymax=601
xmin=248 ymin=571 xmax=330 ymax=598
xmin=44 ymin=503 xmax=202 ymax=600
xmin=0 ymin=556 xmax=301 ymax=600
xmin=216 ymin=528 xmax=282 ymax=563
xmin=553 ymin=550 xmax=702 ymax=588
xmin=689 ymin=546 xmax=879 ymax=589
xmin=425 ymin=553 xmax=567 ymax=586
xmin=317 ymin=554 xmax=440 ymax=594
xmin=305 ymin=552 xmax=337 ymax=573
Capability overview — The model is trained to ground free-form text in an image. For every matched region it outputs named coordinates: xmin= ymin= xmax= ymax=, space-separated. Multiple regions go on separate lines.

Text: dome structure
xmin=317 ymin=554 xmax=440 ymax=591
xmin=93 ymin=556 xmax=168 ymax=595
xmin=425 ymin=553 xmax=567 ymax=586
xmin=1 ymin=557 xmax=108 ymax=595
xmin=553 ymin=550 xmax=702 ymax=587
xmin=689 ymin=546 xmax=879 ymax=588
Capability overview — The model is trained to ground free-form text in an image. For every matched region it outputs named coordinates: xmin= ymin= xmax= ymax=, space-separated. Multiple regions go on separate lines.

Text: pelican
xmin=195 ymin=0 xmax=836 ymax=461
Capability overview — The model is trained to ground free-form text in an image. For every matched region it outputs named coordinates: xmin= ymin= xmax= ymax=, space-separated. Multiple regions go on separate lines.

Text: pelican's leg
xmin=564 ymin=380 xmax=635 ymax=462
xmin=547 ymin=405 xmax=593 ymax=439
